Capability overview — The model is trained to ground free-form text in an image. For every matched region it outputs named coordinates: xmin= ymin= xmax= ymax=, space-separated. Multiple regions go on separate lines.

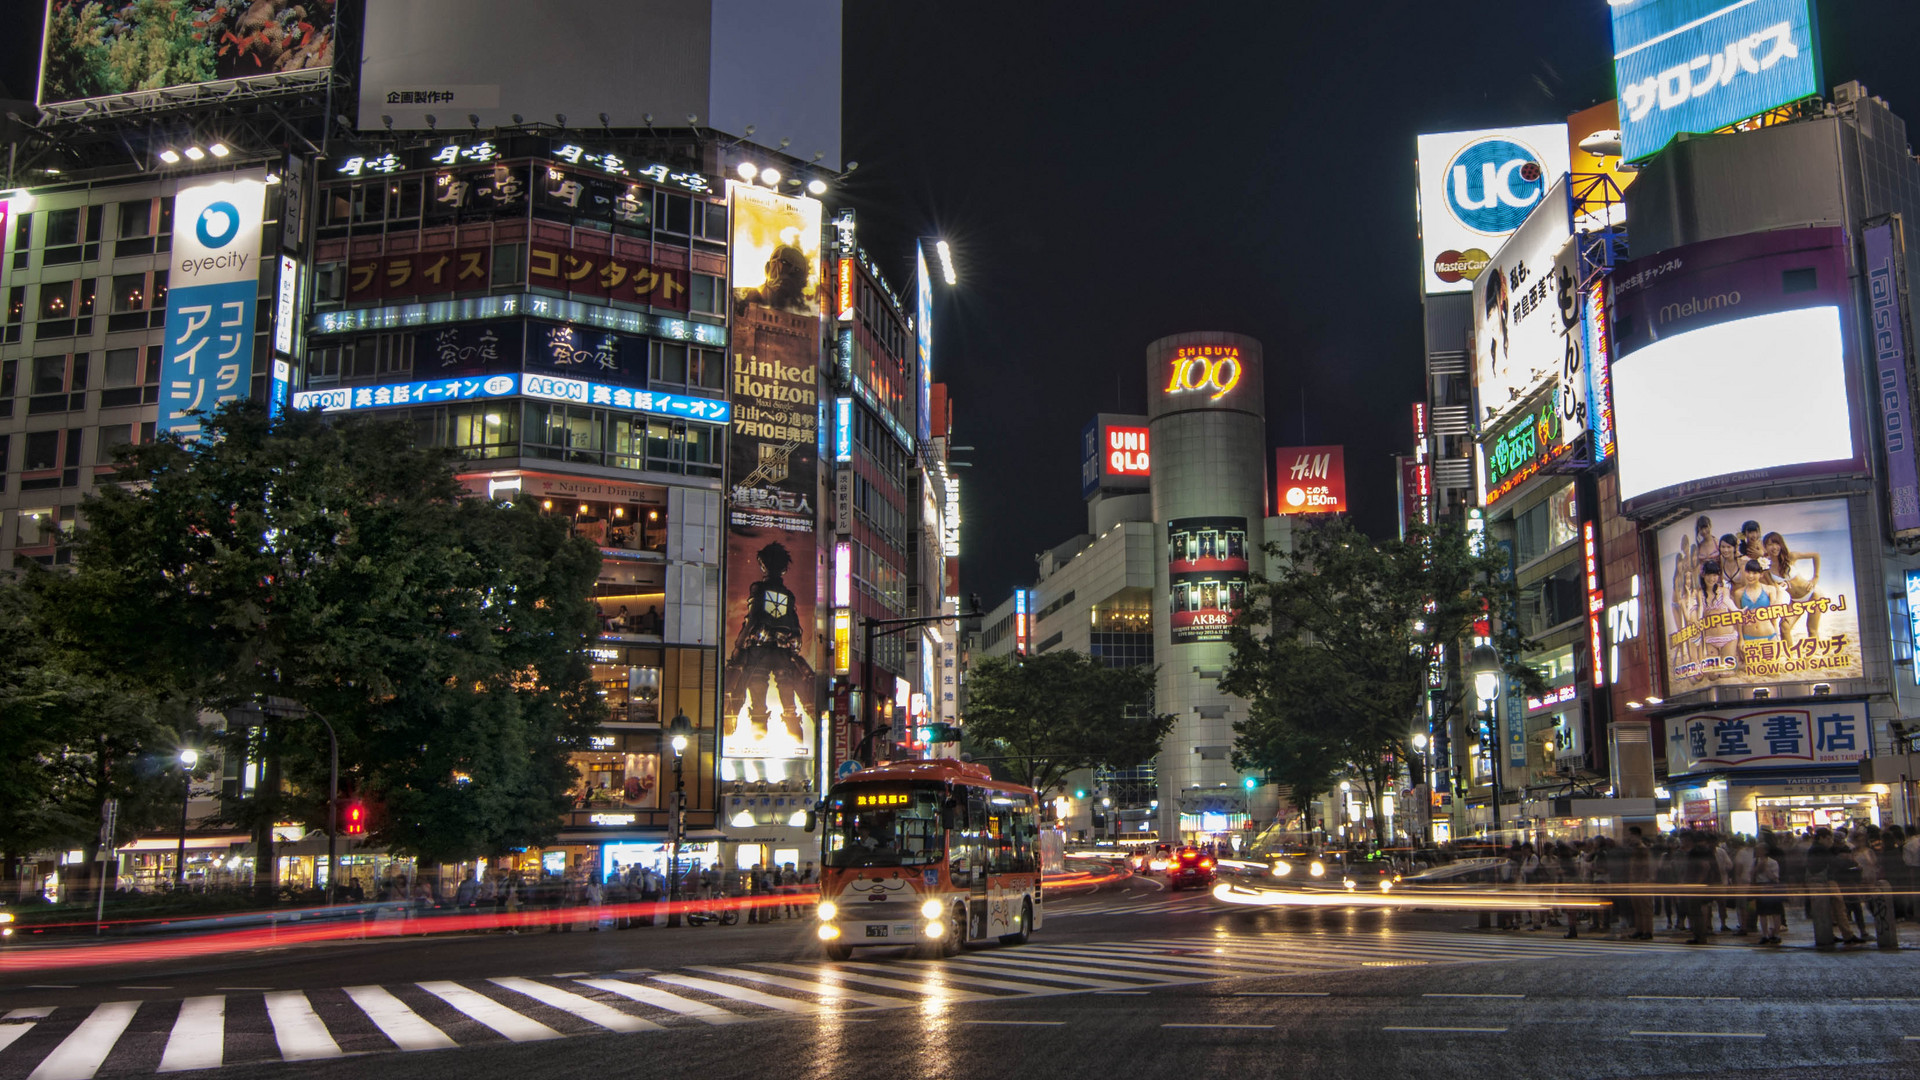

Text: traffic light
xmin=342 ymin=801 xmax=366 ymax=836
xmin=1243 ymin=776 xmax=1258 ymax=790
xmin=1073 ymin=788 xmax=1088 ymax=800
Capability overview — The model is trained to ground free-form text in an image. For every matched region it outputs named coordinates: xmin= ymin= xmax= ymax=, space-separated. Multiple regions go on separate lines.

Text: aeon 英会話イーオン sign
xmin=1163 ymin=345 xmax=1242 ymax=402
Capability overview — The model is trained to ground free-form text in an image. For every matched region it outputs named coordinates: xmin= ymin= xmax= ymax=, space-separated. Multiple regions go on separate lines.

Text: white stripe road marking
xmin=0 ymin=1020 xmax=36 ymax=1055
xmin=1163 ymin=1023 xmax=1275 ymax=1030
xmin=575 ymin=979 xmax=744 ymax=1025
xmin=1627 ymin=995 xmax=1740 ymax=1001
xmin=341 ymin=986 xmax=458 ymax=1052
xmin=263 ymin=991 xmax=343 ymax=1061
xmin=1631 ymin=1031 xmax=1765 ymax=1039
xmin=27 ymin=1001 xmax=140 ymax=1080
xmin=418 ymin=981 xmax=563 ymax=1042
xmin=1386 ymin=1026 xmax=1509 ymax=1033
xmin=4 ymin=1009 xmax=55 ymax=1020
xmin=489 ymin=978 xmax=662 ymax=1032
xmin=947 ymin=954 xmax=1187 ymax=985
xmin=686 ymin=967 xmax=909 ymax=1008
xmin=880 ymin=962 xmax=1125 ymax=995
xmin=1236 ymin=992 xmax=1329 ymax=997
xmin=1424 ymin=993 xmax=1526 ymax=999
xmin=1013 ymin=949 xmax=1294 ymax=978
xmin=158 ymin=996 xmax=225 ymax=1073
xmin=761 ymin=964 xmax=992 ymax=1001
xmin=962 ymin=1020 xmax=1066 ymax=1026
xmin=649 ymin=975 xmax=825 ymax=1014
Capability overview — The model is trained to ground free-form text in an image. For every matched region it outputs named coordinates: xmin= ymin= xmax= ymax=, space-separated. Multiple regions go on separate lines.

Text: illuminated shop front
xmin=1663 ymin=700 xmax=1878 ymax=835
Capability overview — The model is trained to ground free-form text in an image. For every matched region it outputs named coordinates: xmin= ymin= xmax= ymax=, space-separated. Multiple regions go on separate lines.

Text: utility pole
xmin=854 ymin=605 xmax=981 ymax=768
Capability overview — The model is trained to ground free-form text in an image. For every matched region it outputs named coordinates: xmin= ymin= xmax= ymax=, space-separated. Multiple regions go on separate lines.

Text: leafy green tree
xmin=1222 ymin=518 xmax=1543 ymax=848
xmin=46 ymin=402 xmax=604 ymax=877
xmin=0 ymin=576 xmax=185 ymax=890
xmin=962 ymin=651 xmax=1174 ymax=796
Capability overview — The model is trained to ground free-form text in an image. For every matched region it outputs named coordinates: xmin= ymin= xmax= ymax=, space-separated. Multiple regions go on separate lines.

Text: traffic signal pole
xmin=854 ymin=606 xmax=980 ymax=768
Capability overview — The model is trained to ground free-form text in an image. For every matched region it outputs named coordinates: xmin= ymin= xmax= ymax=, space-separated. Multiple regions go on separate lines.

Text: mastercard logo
xmin=1434 ymin=248 xmax=1491 ymax=284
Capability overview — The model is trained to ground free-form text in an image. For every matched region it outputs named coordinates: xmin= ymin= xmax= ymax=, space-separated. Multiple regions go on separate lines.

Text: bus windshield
xmin=823 ymin=782 xmax=945 ymax=868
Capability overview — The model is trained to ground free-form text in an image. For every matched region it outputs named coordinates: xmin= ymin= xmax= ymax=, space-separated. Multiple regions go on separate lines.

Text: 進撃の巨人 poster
xmin=1655 ymin=498 xmax=1861 ymax=691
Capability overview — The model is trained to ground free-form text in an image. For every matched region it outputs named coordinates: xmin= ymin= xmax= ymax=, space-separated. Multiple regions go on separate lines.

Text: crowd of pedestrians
xmin=1469 ymin=823 xmax=1914 ymax=947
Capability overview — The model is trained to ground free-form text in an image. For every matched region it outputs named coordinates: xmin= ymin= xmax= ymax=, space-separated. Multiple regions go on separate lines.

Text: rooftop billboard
xmin=1471 ymin=175 xmax=1578 ymax=433
xmin=357 ymin=0 xmax=842 ymax=168
xmin=1415 ymin=124 xmax=1570 ymax=296
xmin=39 ymin=0 xmax=337 ymax=105
xmin=1611 ymin=0 xmax=1822 ymax=163
xmin=1275 ymin=445 xmax=1346 ymax=515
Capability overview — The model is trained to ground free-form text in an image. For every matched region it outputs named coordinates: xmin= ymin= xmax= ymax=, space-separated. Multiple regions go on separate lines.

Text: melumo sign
xmin=1164 ymin=344 xmax=1242 ymax=401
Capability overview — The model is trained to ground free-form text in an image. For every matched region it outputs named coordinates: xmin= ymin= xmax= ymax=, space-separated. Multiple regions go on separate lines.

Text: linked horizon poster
xmin=1652 ymin=497 xmax=1862 ymax=693
xmin=722 ymin=182 xmax=824 ymax=761
xmin=1168 ymin=516 xmax=1249 ymax=645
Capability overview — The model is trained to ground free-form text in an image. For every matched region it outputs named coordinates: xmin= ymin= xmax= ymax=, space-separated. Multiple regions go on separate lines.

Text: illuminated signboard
xmin=1471 ymin=176 xmax=1578 ymax=432
xmin=1665 ymin=701 xmax=1870 ymax=774
xmin=292 ymin=373 xmax=730 ymax=424
xmin=1014 ymin=589 xmax=1031 ymax=654
xmin=1482 ymin=396 xmax=1568 ymax=505
xmin=274 ymin=255 xmax=299 ymax=356
xmin=833 ymin=609 xmax=851 ymax=676
xmin=1611 ymin=0 xmax=1822 ymax=163
xmin=1867 ymin=224 xmax=1920 ymax=538
xmin=1411 ymin=401 xmax=1428 ymax=438
xmin=1608 ymin=574 xmax=1641 ymax=686
xmin=160 ymin=175 xmax=267 ymax=440
xmin=329 ymin=138 xmax=717 ymax=198
xmin=1585 ymin=278 xmax=1616 ymax=464
xmin=834 ymin=539 xmax=852 ymax=607
xmin=1104 ymin=426 xmax=1150 ymax=478
xmin=1167 ymin=517 xmax=1250 ymax=644
xmin=1081 ymin=415 xmax=1150 ymax=497
xmin=834 ymin=397 xmax=853 ymax=461
xmin=1415 ymin=124 xmax=1570 ymax=295
xmin=942 ymin=471 xmax=961 ymax=558
xmin=311 ymin=292 xmax=726 ymax=347
xmin=1584 ymin=522 xmax=1605 ymax=688
xmin=854 ymin=792 xmax=910 ymax=808
xmin=1276 ymin=445 xmax=1346 ymax=515
xmin=1907 ymin=570 xmax=1920 ymax=684
xmin=1164 ymin=344 xmax=1242 ymax=401
xmin=837 ymin=256 xmax=855 ymax=322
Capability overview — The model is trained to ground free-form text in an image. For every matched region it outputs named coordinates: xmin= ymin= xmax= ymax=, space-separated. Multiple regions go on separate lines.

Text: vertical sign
xmin=915 ymin=241 xmax=933 ymax=444
xmin=1585 ymin=277 xmax=1616 ymax=463
xmin=1866 ymin=221 xmax=1920 ymax=538
xmin=833 ymin=396 xmax=853 ymax=461
xmin=722 ymin=182 xmax=824 ymax=762
xmin=1014 ymin=589 xmax=1030 ymax=654
xmin=1583 ymin=522 xmax=1605 ymax=688
xmin=161 ymin=175 xmax=266 ymax=439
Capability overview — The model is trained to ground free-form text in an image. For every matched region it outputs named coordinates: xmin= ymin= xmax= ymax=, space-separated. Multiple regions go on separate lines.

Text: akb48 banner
xmin=1168 ymin=516 xmax=1250 ymax=644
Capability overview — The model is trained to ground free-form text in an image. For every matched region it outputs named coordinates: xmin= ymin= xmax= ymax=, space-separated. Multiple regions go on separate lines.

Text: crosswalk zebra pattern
xmin=0 ymin=932 xmax=1688 ymax=1076
xmin=1047 ymin=891 xmax=1220 ymax=918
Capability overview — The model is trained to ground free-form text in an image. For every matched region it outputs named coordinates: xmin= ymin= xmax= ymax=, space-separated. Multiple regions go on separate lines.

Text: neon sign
xmin=1105 ymin=426 xmax=1150 ymax=476
xmin=1164 ymin=346 xmax=1242 ymax=401
xmin=1584 ymin=521 xmax=1605 ymax=688
xmin=837 ymin=257 xmax=854 ymax=322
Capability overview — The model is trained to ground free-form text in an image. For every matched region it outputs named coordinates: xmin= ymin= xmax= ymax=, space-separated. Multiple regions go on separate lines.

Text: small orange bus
xmin=813 ymin=759 xmax=1043 ymax=961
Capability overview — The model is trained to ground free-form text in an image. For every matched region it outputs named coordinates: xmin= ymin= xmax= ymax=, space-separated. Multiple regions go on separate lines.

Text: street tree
xmin=1222 ymin=518 xmax=1542 ymax=848
xmin=45 ymin=402 xmax=604 ymax=878
xmin=962 ymin=650 xmax=1174 ymax=797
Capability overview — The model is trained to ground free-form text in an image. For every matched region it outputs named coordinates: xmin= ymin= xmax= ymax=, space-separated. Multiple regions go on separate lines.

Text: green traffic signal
xmin=1243 ymin=776 xmax=1257 ymax=790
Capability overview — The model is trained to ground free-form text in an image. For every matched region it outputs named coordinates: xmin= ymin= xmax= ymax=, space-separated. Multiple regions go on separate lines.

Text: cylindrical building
xmin=1146 ymin=331 xmax=1268 ymax=840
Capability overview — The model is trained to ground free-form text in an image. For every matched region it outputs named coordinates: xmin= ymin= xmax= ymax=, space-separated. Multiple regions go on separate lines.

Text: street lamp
xmin=1409 ymin=732 xmax=1430 ymax=846
xmin=666 ymin=711 xmax=691 ymax=927
xmin=175 ymin=748 xmax=199 ymax=888
xmin=1469 ymin=641 xmax=1505 ymax=837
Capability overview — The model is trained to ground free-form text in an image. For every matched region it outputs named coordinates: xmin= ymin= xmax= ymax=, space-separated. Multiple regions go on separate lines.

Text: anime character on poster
xmin=722 ymin=541 xmax=815 ymax=747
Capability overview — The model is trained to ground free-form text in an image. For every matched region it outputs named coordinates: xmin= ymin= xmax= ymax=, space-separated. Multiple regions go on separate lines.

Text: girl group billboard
xmin=1656 ymin=498 xmax=1861 ymax=691
xmin=1168 ymin=516 xmax=1249 ymax=644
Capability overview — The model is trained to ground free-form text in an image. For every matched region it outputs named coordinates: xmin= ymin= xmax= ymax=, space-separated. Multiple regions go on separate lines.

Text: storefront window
xmin=569 ymin=735 xmax=661 ymax=810
xmin=538 ymin=493 xmax=667 ymax=553
xmin=1754 ymin=791 xmax=1880 ymax=832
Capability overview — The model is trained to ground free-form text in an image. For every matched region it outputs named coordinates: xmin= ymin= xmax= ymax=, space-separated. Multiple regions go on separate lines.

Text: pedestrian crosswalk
xmin=0 ymin=931 xmax=1687 ymax=1076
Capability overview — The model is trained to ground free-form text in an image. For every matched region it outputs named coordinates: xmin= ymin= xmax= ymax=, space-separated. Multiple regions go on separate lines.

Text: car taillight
xmin=1200 ymin=859 xmax=1214 ymax=868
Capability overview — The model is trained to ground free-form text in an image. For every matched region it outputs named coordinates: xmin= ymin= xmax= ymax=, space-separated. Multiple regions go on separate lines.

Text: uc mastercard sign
xmin=1416 ymin=125 xmax=1569 ymax=295
xmin=1612 ymin=0 xmax=1821 ymax=163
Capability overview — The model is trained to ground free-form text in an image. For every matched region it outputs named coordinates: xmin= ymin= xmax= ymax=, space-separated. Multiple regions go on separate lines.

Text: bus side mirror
xmin=940 ymin=798 xmax=957 ymax=831
xmin=804 ymin=802 xmax=819 ymax=833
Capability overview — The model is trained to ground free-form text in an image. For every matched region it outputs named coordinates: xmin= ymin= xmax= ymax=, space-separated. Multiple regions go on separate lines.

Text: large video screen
xmin=40 ymin=0 xmax=336 ymax=105
xmin=1610 ymin=227 xmax=1858 ymax=509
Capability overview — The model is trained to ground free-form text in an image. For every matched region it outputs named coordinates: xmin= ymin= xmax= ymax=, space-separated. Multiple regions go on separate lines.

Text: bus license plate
xmin=866 ymin=925 xmax=888 ymax=938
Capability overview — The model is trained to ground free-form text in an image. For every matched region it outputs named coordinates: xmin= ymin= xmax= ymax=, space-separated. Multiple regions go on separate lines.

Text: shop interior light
xmin=736 ymin=161 xmax=757 ymax=181
xmin=158 ymin=149 xmax=182 ymax=164
xmin=208 ymin=142 xmax=230 ymax=158
xmin=807 ymin=178 xmax=828 ymax=196
xmin=759 ymin=167 xmax=781 ymax=185
xmin=1643 ymin=696 xmax=1663 ymax=704
xmin=183 ymin=146 xmax=206 ymax=161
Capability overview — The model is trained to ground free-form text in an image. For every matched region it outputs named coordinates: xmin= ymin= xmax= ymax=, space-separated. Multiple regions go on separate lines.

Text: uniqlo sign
xmin=1103 ymin=426 xmax=1150 ymax=478
xmin=1276 ymin=445 xmax=1347 ymax=515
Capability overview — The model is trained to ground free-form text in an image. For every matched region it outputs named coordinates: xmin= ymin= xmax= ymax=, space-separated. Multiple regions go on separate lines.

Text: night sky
xmin=5 ymin=3 xmax=1919 ymax=604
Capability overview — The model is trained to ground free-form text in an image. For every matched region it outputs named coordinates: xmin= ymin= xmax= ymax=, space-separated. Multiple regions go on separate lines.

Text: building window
xmin=23 ymin=430 xmax=60 ymax=471
xmin=96 ymin=424 xmax=133 ymax=464
xmin=39 ymin=281 xmax=74 ymax=320
xmin=16 ymin=507 xmax=56 ymax=547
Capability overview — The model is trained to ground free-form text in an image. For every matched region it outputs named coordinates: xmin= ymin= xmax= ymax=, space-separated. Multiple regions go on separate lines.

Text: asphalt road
xmin=2 ymin=873 xmax=1917 ymax=1080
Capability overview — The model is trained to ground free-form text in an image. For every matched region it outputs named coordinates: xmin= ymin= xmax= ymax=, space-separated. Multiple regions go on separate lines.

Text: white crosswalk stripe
xmin=0 ymin=930 xmax=1687 ymax=1075
xmin=1048 ymin=892 xmax=1219 ymax=917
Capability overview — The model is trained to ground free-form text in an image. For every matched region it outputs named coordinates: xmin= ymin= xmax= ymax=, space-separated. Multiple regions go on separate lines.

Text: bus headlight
xmin=0 ymin=912 xmax=13 ymax=923
xmin=920 ymin=899 xmax=944 ymax=920
xmin=925 ymin=921 xmax=945 ymax=939
xmin=818 ymin=923 xmax=841 ymax=941
xmin=1308 ymin=860 xmax=1326 ymax=878
xmin=1272 ymin=861 xmax=1291 ymax=877
xmin=816 ymin=900 xmax=838 ymax=921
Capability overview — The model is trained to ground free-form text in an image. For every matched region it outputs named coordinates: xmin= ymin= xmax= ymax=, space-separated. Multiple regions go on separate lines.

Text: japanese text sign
xmin=1665 ymin=701 xmax=1870 ymax=774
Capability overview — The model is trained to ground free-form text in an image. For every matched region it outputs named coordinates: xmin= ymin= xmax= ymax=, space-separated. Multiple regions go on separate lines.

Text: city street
xmin=2 ymin=876 xmax=1917 ymax=1080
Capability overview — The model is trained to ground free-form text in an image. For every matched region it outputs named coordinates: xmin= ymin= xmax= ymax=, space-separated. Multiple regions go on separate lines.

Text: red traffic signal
xmin=342 ymin=801 xmax=367 ymax=836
